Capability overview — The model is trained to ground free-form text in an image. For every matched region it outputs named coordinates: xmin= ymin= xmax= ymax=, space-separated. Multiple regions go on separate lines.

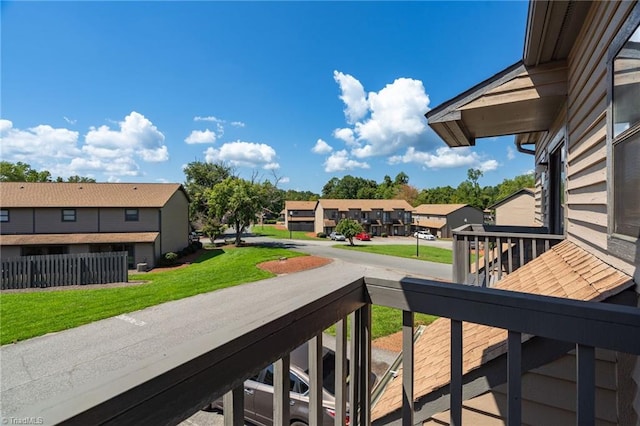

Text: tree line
xmin=2 ymin=160 xmax=534 ymax=245
xmin=0 ymin=161 xmax=96 ymax=183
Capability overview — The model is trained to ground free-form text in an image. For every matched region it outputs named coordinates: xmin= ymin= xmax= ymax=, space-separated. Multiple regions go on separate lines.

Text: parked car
xmin=414 ymin=231 xmax=436 ymax=240
xmin=329 ymin=232 xmax=346 ymax=241
xmin=212 ymin=344 xmax=349 ymax=425
xmin=355 ymin=232 xmax=371 ymax=241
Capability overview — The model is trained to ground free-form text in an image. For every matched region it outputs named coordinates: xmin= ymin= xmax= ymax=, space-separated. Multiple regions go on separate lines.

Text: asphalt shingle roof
xmin=0 ymin=182 xmax=185 ymax=208
xmin=372 ymin=240 xmax=633 ymax=420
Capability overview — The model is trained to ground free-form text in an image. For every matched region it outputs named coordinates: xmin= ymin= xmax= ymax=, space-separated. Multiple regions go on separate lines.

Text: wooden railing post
xmin=402 ymin=311 xmax=414 ymax=426
xmin=309 ymin=333 xmax=323 ymax=426
xmin=223 ymin=387 xmax=244 ymax=426
xmin=274 ymin=354 xmax=291 ymax=426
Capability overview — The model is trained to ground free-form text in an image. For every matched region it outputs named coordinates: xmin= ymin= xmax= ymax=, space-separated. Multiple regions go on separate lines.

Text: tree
xmin=56 ymin=175 xmax=97 ymax=183
xmin=207 ymin=177 xmax=264 ymax=246
xmin=335 ymin=218 xmax=364 ymax=246
xmin=395 ymin=184 xmax=420 ymax=206
xmin=183 ymin=160 xmax=233 ymax=226
xmin=0 ymin=161 xmax=52 ymax=182
xmin=495 ymin=173 xmax=535 ymax=200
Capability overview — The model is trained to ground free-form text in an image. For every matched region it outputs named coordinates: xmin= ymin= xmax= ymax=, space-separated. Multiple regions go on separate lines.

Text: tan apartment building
xmin=0 ymin=182 xmax=190 ymax=269
xmin=313 ymin=199 xmax=414 ymax=237
xmin=413 ymin=204 xmax=484 ymax=238
xmin=488 ymin=187 xmax=537 ymax=226
xmin=283 ymin=200 xmax=318 ymax=232
xmin=374 ymin=0 xmax=640 ymax=424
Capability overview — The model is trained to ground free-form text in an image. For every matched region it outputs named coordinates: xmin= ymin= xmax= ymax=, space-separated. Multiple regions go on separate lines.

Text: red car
xmin=355 ymin=232 xmax=371 ymax=241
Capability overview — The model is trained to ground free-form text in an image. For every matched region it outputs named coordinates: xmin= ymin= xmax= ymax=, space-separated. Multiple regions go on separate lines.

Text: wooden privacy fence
xmin=1 ymin=251 xmax=128 ymax=290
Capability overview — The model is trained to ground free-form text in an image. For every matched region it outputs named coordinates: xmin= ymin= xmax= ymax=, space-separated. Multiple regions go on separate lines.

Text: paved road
xmin=0 ymin=236 xmax=452 ymax=425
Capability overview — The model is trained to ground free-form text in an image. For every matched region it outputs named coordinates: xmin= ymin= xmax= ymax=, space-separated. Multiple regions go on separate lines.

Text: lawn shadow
xmin=191 ymin=248 xmax=225 ymax=263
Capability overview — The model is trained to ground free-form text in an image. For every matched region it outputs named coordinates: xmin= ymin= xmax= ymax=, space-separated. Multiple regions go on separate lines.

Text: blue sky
xmin=1 ymin=1 xmax=532 ymax=193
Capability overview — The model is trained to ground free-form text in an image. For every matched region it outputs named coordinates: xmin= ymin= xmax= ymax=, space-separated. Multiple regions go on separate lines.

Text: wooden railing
xmin=21 ymin=277 xmax=640 ymax=426
xmin=452 ymin=224 xmax=564 ymax=287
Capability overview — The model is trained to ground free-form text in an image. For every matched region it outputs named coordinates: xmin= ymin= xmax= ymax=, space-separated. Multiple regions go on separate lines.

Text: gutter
xmin=515 ymin=139 xmax=535 ymax=155
xmin=371 ymin=325 xmax=426 ymax=408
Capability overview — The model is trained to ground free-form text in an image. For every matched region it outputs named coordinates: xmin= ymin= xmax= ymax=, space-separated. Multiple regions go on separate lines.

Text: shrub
xmin=317 ymin=232 xmax=327 ymax=238
xmin=265 ymin=219 xmax=277 ymax=224
xmin=158 ymin=252 xmax=179 ymax=266
xmin=190 ymin=241 xmax=203 ymax=250
xmin=381 ymin=233 xmax=388 ymax=238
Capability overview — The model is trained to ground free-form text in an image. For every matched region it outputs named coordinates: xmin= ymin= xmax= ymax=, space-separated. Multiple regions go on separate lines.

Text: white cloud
xmin=279 ymin=176 xmax=290 ymax=184
xmin=0 ymin=119 xmax=81 ymax=161
xmin=479 ymin=159 xmax=499 ymax=172
xmin=63 ymin=116 xmax=76 ymax=125
xmin=194 ymin=116 xmax=221 ymax=122
xmin=331 ymin=72 xmax=431 ymax=159
xmin=507 ymin=145 xmax=516 ymax=160
xmin=1 ymin=112 xmax=169 ymax=181
xmin=84 ymin=111 xmax=169 ymax=164
xmin=185 ymin=129 xmax=217 ymax=144
xmin=312 ymin=139 xmax=333 ymax=154
xmin=323 ymin=150 xmax=370 ymax=173
xmin=388 ymin=146 xmax=498 ymax=171
xmin=205 ymin=140 xmax=279 ymax=170
xmin=230 ymin=121 xmax=245 ymax=127
xmin=332 ymin=128 xmax=356 ymax=146
xmin=333 ymin=71 xmax=368 ymax=124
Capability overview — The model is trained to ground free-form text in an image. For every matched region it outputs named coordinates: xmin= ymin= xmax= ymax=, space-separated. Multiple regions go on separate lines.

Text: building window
xmin=62 ymin=209 xmax=76 ymax=222
xmin=612 ymin=22 xmax=640 ymax=240
xmin=125 ymin=208 xmax=139 ymax=221
xmin=0 ymin=209 xmax=8 ymax=222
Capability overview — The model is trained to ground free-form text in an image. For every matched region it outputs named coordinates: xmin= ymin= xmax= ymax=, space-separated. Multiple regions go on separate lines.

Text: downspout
xmin=516 ymin=139 xmax=536 ymax=155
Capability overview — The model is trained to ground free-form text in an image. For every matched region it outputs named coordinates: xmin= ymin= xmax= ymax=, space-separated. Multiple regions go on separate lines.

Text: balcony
xmin=25 ymin=275 xmax=639 ymax=426
xmin=452 ymin=224 xmax=564 ymax=287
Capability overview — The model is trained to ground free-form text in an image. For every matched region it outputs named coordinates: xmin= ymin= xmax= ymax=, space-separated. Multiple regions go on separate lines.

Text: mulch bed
xmin=257 ymin=256 xmax=332 ymax=275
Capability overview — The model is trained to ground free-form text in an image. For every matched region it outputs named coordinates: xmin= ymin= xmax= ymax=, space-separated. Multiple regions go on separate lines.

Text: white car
xmin=329 ymin=232 xmax=346 ymax=241
xmin=414 ymin=231 xmax=436 ymax=240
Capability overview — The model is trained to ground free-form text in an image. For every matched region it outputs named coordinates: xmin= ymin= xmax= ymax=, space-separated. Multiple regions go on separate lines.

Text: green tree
xmin=207 ymin=177 xmax=263 ymax=246
xmin=0 ymin=161 xmax=52 ymax=182
xmin=335 ymin=218 xmax=364 ymax=246
xmin=56 ymin=175 xmax=97 ymax=183
xmin=495 ymin=173 xmax=535 ymax=200
xmin=183 ymin=160 xmax=233 ymax=226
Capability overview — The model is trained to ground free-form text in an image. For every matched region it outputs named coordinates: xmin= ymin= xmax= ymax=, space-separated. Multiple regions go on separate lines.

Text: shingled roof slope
xmin=372 ymin=240 xmax=633 ymax=419
xmin=413 ymin=204 xmax=468 ymax=215
xmin=0 ymin=182 xmax=185 ymax=208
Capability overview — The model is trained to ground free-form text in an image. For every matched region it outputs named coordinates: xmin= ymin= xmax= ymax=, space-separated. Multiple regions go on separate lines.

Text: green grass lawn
xmin=325 ymin=306 xmax=437 ymax=340
xmin=252 ymin=224 xmax=320 ymax=240
xmin=0 ymin=246 xmax=304 ymax=345
xmin=334 ymin=244 xmax=453 ymax=264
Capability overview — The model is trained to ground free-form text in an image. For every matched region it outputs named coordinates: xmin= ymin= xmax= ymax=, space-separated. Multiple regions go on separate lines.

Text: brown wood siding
xmin=565 ymin=0 xmax=637 ymax=277
xmin=495 ymin=193 xmax=536 ymax=226
xmin=424 ymin=352 xmax=618 ymax=425
xmin=98 ymin=208 xmax=159 ymax=233
xmin=34 ymin=208 xmax=99 ymax=233
xmin=0 ymin=208 xmax=34 ymax=234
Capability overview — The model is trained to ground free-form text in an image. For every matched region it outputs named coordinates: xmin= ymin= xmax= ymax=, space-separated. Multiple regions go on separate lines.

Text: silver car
xmin=212 ymin=345 xmax=348 ymax=425
xmin=329 ymin=232 xmax=346 ymax=241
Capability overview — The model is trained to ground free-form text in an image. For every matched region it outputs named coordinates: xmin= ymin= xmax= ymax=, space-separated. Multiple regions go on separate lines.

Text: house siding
xmin=565 ymin=0 xmax=638 ymax=279
xmin=424 ymin=351 xmax=619 ymax=425
xmin=34 ymin=208 xmax=99 ymax=234
xmin=99 ymin=208 xmax=159 ymax=233
xmin=159 ymin=190 xmax=190 ymax=255
xmin=495 ymin=193 xmax=536 ymax=226
xmin=445 ymin=207 xmax=485 ymax=238
xmin=0 ymin=208 xmax=34 ymax=234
